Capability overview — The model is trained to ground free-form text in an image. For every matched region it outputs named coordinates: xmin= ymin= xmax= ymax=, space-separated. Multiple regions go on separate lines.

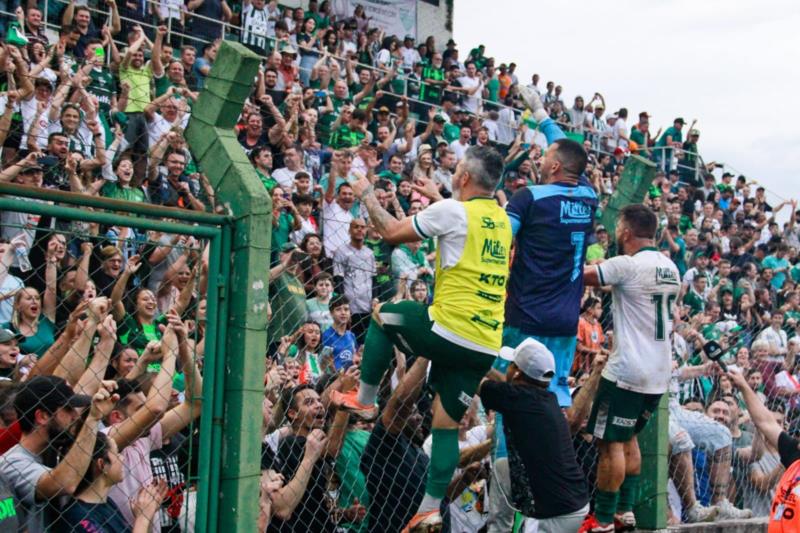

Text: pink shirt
xmin=106 ymin=422 xmax=163 ymax=532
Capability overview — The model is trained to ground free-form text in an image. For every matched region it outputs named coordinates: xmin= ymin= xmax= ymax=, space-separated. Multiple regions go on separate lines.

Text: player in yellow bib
xmin=344 ymin=146 xmax=510 ymax=532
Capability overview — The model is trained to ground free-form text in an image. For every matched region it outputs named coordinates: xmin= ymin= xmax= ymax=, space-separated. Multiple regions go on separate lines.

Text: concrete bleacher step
xmin=659 ymin=517 xmax=768 ymax=533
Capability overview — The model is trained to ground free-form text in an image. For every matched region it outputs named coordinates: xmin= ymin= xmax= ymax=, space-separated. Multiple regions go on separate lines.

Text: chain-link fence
xmin=0 ymin=183 xmax=230 ymax=532
xmin=257 ymin=146 xmax=794 ymax=530
xmin=0 ymin=0 xmax=794 ymax=529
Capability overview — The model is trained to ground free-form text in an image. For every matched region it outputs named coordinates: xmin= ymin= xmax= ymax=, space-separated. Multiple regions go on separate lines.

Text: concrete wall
xmin=273 ymin=1 xmax=453 ymax=50
xmin=417 ymin=1 xmax=452 ymax=47
xmin=666 ymin=517 xmax=767 ymax=533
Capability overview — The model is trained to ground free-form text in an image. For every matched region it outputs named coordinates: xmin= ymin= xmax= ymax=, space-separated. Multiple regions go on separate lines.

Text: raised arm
xmin=729 ymin=369 xmax=783 ymax=449
xmin=270 ymin=428 xmax=327 ymax=520
xmin=42 ymin=247 xmax=58 ymax=323
xmin=151 ymin=26 xmax=167 ymax=78
xmin=350 ymin=172 xmax=419 ymax=244
xmin=107 ymin=0 xmax=121 ymax=35
xmin=74 ymin=315 xmax=116 ymax=396
xmin=53 ymin=298 xmax=109 ymax=386
xmin=108 ymin=322 xmax=177 ymax=450
xmin=0 ymin=152 xmax=38 ymax=183
xmin=36 ymin=382 xmax=117 ymax=499
xmin=566 ymin=353 xmax=607 ymax=434
xmin=159 ymin=314 xmax=203 ymax=440
xmin=28 ymin=302 xmax=88 ymax=379
xmin=0 ymin=94 xmax=18 ymax=149
xmin=61 ymin=0 xmax=75 ymax=26
xmin=110 ymin=255 xmax=141 ymax=321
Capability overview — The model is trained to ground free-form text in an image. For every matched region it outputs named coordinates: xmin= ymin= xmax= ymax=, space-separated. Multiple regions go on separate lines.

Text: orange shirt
xmin=573 ymin=316 xmax=605 ymax=375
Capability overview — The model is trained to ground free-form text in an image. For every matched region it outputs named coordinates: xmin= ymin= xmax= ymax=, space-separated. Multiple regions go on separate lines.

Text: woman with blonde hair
xmin=410 ymin=145 xmax=435 ymax=207
xmin=1 ymin=278 xmax=56 ymax=358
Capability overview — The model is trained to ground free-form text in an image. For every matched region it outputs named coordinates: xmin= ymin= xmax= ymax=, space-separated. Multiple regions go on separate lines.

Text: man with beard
xmin=267 ymin=385 xmax=350 ymax=533
xmin=582 ymin=205 xmax=680 ymax=532
xmin=0 ymin=376 xmax=118 ymax=533
xmin=503 ymin=87 xmax=598 ymax=407
xmin=345 ymin=146 xmax=510 ymax=532
xmin=105 ymin=315 xmax=203 ymax=531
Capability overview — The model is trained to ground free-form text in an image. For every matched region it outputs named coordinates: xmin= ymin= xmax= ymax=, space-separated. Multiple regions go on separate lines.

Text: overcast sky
xmin=453 ymin=0 xmax=800 ymax=206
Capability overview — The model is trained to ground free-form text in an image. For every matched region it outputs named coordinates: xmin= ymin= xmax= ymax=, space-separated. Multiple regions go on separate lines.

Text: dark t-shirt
xmin=479 ymin=381 xmax=589 ymax=519
xmin=360 ymin=420 xmax=427 ymax=533
xmin=0 ymin=475 xmax=19 ymax=532
xmin=778 ymin=431 xmax=800 ymax=468
xmin=268 ymin=435 xmax=336 ymax=533
xmin=150 ymin=434 xmax=187 ymax=532
xmin=60 ymin=498 xmax=131 ymax=532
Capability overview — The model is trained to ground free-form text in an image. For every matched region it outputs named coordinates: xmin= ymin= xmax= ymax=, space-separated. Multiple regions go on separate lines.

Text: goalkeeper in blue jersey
xmin=502 ymin=87 xmax=599 ymax=406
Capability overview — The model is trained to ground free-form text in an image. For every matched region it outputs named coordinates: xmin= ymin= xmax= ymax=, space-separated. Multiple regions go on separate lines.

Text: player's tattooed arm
xmin=352 ymin=172 xmax=419 ymax=244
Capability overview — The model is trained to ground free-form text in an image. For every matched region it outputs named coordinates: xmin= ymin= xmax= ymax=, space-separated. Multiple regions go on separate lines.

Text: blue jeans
xmin=299 ymin=54 xmax=317 ymax=86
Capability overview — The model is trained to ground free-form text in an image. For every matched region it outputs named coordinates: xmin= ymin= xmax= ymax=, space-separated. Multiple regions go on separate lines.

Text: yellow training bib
xmin=429 ymin=198 xmax=511 ymax=352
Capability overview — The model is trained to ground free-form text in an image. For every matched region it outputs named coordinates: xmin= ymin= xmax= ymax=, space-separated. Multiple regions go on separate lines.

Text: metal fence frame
xmin=0 ymin=181 xmax=238 ymax=531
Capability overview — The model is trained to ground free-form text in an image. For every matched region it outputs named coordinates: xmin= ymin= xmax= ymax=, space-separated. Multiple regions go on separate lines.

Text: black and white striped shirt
xmin=240 ymin=4 xmax=270 ymax=55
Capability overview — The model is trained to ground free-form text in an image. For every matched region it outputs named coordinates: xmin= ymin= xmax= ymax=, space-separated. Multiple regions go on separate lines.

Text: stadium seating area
xmin=0 ymin=0 xmax=794 ymax=531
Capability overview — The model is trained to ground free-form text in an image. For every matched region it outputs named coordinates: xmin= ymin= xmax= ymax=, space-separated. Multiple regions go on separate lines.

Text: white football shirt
xmin=596 ymin=248 xmax=680 ymax=394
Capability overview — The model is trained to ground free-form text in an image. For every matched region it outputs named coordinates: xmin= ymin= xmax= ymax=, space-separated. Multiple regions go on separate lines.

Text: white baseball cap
xmin=513 ymin=338 xmax=556 ymax=382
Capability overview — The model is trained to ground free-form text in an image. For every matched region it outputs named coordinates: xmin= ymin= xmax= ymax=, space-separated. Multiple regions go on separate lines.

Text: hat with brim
xmin=0 ymin=328 xmax=22 ymax=343
xmin=513 ymin=338 xmax=556 ymax=382
xmin=14 ymin=375 xmax=92 ymax=420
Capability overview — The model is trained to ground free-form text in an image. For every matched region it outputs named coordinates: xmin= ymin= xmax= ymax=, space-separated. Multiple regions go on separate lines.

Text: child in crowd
xmin=306 ymin=272 xmax=333 ymax=332
xmin=321 ymin=294 xmax=358 ymax=370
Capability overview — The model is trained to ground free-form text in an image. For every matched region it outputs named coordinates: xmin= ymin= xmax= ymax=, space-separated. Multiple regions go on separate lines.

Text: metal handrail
xmin=7 ymin=2 xmax=783 ymax=205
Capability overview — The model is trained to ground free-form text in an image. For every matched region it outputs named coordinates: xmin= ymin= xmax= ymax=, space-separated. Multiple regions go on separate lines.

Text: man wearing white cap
xmin=583 ymin=204 xmax=680 ymax=532
xmin=478 ymin=338 xmax=590 ymax=532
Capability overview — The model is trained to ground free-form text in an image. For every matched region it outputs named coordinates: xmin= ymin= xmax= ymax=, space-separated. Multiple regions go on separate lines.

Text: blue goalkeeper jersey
xmin=505 ymin=180 xmax=598 ymax=337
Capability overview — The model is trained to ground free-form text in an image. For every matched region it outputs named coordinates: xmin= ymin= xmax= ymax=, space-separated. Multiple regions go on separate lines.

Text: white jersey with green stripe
xmin=596 ymin=248 xmax=680 ymax=394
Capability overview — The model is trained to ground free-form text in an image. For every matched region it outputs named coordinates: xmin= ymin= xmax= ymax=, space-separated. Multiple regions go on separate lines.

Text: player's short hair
xmin=619 ymin=204 xmax=658 ymax=239
xmin=462 ymin=145 xmax=504 ymax=192
xmin=551 ymin=138 xmax=588 ymax=178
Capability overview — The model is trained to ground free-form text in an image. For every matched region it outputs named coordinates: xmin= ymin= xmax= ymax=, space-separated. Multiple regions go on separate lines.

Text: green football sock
xmin=594 ymin=489 xmax=619 ymax=525
xmin=617 ymin=474 xmax=640 ymax=513
xmin=358 ymin=317 xmax=394 ymax=403
xmin=425 ymin=428 xmax=459 ymax=500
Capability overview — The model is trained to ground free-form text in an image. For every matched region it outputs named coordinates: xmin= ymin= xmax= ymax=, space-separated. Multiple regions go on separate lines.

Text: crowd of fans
xmin=0 ymin=0 xmax=793 ymax=531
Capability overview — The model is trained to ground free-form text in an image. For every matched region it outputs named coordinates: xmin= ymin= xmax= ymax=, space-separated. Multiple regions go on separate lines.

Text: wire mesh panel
xmin=0 ymin=191 xmax=221 ymax=533
xmin=0 ymin=1 xmax=795 ymax=531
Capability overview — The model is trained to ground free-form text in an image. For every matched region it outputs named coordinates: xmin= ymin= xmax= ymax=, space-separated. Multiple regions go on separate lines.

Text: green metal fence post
xmin=185 ymin=40 xmax=271 ymax=532
xmin=196 ymin=229 xmax=223 ymax=533
xmin=635 ymin=395 xmax=669 ymax=530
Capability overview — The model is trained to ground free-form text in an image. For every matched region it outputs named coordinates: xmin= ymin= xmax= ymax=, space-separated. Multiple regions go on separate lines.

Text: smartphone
xmin=37 ymin=155 xmax=59 ymax=167
xmin=316 ymin=90 xmax=326 ymax=98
